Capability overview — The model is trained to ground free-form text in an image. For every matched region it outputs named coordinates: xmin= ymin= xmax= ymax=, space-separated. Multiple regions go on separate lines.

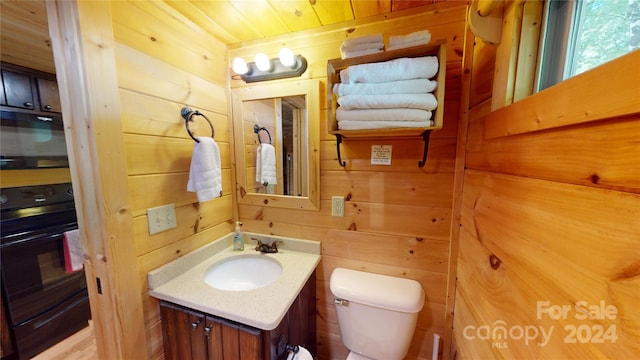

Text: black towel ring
xmin=181 ymin=106 xmax=214 ymax=143
xmin=253 ymin=124 xmax=272 ymax=144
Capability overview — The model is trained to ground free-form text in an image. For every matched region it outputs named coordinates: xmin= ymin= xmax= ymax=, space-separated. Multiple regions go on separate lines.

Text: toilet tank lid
xmin=330 ymin=268 xmax=425 ymax=313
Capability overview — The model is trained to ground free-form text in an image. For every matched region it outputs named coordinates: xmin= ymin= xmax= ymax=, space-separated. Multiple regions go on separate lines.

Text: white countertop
xmin=147 ymin=232 xmax=321 ymax=330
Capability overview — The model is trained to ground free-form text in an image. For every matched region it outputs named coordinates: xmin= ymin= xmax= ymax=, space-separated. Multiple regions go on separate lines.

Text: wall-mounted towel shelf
xmin=327 ymin=42 xmax=446 ymax=168
xmin=181 ymin=106 xmax=214 ymax=143
xmin=253 ymin=124 xmax=272 ymax=144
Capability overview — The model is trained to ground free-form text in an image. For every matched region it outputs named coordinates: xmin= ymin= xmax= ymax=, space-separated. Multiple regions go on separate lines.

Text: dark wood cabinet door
xmin=160 ymin=304 xmax=179 ymax=360
xmin=238 ymin=323 xmax=264 ymax=360
xmin=160 ymin=303 xmax=196 ymax=360
xmin=205 ymin=316 xmax=224 ymax=359
xmin=36 ymin=78 xmax=62 ymax=113
xmin=173 ymin=307 xmax=193 ymax=358
xmin=188 ymin=312 xmax=207 ymax=359
xmin=2 ymin=69 xmax=34 ymax=109
xmin=220 ymin=320 xmax=240 ymax=359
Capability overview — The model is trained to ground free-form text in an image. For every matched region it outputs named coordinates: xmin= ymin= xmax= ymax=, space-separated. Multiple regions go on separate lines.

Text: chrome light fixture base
xmin=240 ymin=55 xmax=308 ymax=83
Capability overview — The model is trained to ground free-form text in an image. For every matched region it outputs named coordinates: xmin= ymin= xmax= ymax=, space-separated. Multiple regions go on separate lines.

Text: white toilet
xmin=330 ymin=268 xmax=425 ymax=360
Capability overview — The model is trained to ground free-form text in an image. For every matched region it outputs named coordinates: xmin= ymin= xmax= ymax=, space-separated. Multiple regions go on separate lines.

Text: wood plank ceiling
xmin=1 ymin=0 xmax=440 ymax=74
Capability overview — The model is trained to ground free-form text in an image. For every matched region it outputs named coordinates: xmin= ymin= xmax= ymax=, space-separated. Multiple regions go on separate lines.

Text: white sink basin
xmin=204 ymin=255 xmax=283 ymax=291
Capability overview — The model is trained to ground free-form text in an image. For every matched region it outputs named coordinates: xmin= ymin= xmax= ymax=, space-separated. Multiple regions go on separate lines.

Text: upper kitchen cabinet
xmin=1 ymin=63 xmax=61 ymax=113
xmin=35 ymin=78 xmax=61 ymax=113
xmin=1 ymin=69 xmax=34 ymax=110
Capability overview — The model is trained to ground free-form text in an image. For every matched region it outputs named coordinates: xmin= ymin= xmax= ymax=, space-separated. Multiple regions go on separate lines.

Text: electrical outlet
xmin=331 ymin=196 xmax=344 ymax=217
xmin=147 ymin=204 xmax=177 ymax=235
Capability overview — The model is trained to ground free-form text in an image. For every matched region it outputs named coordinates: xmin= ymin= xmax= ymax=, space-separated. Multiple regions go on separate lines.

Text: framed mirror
xmin=231 ymin=79 xmax=320 ymax=210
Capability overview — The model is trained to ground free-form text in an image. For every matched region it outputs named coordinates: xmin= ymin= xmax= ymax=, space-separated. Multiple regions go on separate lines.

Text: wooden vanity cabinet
xmin=159 ymin=273 xmax=316 ymax=360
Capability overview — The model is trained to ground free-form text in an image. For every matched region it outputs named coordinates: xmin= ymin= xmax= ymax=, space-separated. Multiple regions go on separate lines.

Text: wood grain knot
xmin=489 ymin=254 xmax=501 ymax=270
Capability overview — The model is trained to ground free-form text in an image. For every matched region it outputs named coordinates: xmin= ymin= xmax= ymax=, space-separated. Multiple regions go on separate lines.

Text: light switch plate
xmin=147 ymin=204 xmax=177 ymax=235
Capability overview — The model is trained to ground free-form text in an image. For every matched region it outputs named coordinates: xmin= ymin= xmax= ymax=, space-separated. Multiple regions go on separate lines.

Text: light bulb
xmin=254 ymin=53 xmax=272 ymax=72
xmin=232 ymin=57 xmax=248 ymax=75
xmin=279 ymin=48 xmax=295 ymax=67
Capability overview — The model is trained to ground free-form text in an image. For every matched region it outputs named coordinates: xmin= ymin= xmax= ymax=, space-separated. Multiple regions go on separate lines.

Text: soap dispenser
xmin=233 ymin=221 xmax=244 ymax=251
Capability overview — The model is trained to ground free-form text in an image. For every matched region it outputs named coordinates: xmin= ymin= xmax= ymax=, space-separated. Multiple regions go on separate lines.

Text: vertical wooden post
xmin=442 ymin=14 xmax=476 ymax=360
xmin=45 ymin=1 xmax=147 ymax=358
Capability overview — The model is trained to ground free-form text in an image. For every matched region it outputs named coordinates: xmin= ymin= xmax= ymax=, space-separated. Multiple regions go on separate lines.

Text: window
xmin=537 ymin=0 xmax=639 ymax=91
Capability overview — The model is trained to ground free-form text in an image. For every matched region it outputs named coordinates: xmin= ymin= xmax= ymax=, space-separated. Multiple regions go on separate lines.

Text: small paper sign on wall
xmin=371 ymin=145 xmax=392 ymax=165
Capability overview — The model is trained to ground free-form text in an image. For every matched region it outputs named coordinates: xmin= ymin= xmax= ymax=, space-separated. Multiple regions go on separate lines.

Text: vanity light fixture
xmin=232 ymin=48 xmax=308 ymax=83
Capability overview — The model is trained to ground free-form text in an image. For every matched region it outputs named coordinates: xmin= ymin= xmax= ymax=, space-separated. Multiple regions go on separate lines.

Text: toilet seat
xmin=346 ymin=351 xmax=374 ymax=360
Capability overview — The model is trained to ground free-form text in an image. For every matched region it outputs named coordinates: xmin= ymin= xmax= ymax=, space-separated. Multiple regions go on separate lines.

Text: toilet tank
xmin=330 ymin=268 xmax=425 ymax=360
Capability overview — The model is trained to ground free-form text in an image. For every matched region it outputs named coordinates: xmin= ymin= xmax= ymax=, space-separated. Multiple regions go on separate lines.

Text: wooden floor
xmin=32 ymin=321 xmax=97 ymax=360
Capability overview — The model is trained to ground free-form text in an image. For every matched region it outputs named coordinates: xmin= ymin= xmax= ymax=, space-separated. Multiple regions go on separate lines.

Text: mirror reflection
xmin=243 ymin=95 xmax=308 ymax=196
xmin=231 ymin=79 xmax=320 ymax=211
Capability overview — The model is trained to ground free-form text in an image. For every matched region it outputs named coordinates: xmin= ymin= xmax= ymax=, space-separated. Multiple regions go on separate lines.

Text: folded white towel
xmin=63 ymin=229 xmax=83 ymax=272
xmin=338 ymin=120 xmax=434 ymax=130
xmin=256 ymin=143 xmax=277 ymax=185
xmin=388 ymin=30 xmax=431 ymax=48
xmin=333 ymin=78 xmax=437 ymax=96
xmin=341 ymin=41 xmax=384 ymax=53
xmin=341 ymin=48 xmax=383 ymax=59
xmin=336 ymin=107 xmax=432 ymax=122
xmin=338 ymin=93 xmax=438 ymax=111
xmin=388 ymin=39 xmax=433 ymax=51
xmin=342 ymin=33 xmax=384 ymax=48
xmin=187 ymin=137 xmax=222 ymax=202
xmin=340 ymin=56 xmax=439 ymax=83
xmin=340 ymin=37 xmax=384 ymax=59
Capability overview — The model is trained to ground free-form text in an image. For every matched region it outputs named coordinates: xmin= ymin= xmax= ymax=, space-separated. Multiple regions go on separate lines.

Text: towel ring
xmin=181 ymin=107 xmax=214 ymax=143
xmin=253 ymin=124 xmax=272 ymax=144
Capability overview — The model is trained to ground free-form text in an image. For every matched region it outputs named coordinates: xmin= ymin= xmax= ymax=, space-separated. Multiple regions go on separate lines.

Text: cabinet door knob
xmin=204 ymin=325 xmax=212 ymax=334
xmin=191 ymin=319 xmax=202 ymax=329
xmin=44 ymin=104 xmax=53 ymax=110
xmin=24 ymin=102 xmax=33 ymax=108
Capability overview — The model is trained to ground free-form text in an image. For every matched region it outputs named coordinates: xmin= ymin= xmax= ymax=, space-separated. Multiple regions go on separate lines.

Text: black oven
xmin=1 ymin=183 xmax=90 ymax=359
xmin=0 ymin=110 xmax=69 ymax=169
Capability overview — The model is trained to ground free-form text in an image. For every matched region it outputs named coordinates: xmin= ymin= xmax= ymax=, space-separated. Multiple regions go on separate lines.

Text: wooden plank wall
xmin=108 ymin=2 xmax=235 ymax=358
xmin=452 ymin=30 xmax=640 ymax=360
xmin=229 ymin=3 xmax=467 ymax=359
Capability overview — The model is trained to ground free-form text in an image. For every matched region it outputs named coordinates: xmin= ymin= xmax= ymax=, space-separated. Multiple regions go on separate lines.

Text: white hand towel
xmin=337 ymin=93 xmax=438 ymax=111
xmin=256 ymin=143 xmax=277 ymax=185
xmin=340 ymin=56 xmax=439 ymax=83
xmin=336 ymin=107 xmax=432 ymax=122
xmin=63 ymin=229 xmax=83 ymax=272
xmin=333 ymin=78 xmax=437 ymax=96
xmin=187 ymin=137 xmax=222 ymax=202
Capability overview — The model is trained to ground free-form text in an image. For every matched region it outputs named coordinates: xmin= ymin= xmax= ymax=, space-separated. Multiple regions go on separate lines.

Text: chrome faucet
xmin=251 ymin=238 xmax=283 ymax=253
